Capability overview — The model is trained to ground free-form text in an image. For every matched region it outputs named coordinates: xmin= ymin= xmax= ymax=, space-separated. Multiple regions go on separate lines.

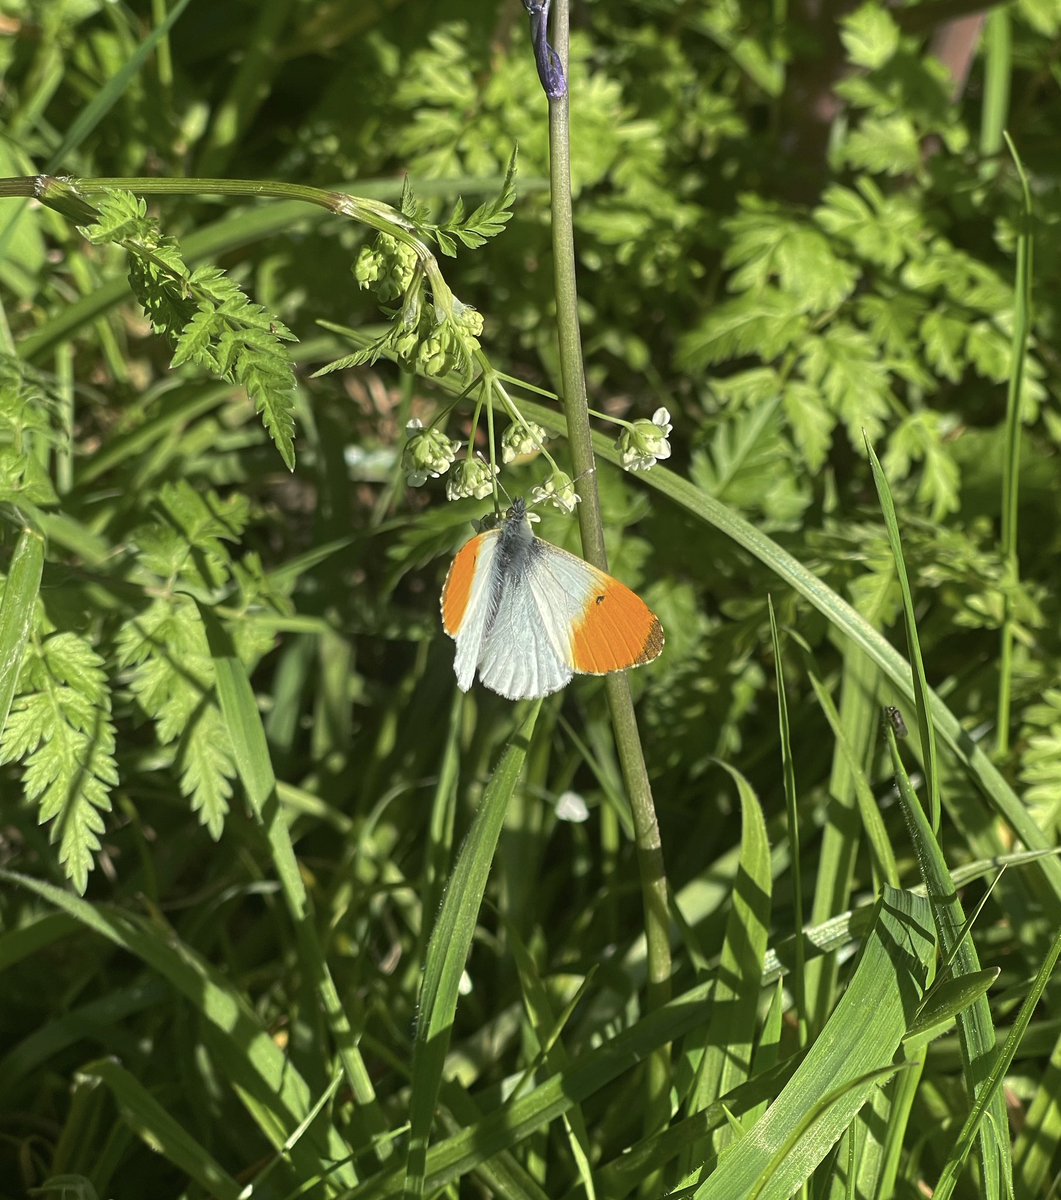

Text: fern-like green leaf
xmin=237 ymin=351 xmax=297 ymax=472
xmin=798 ymin=324 xmax=892 ymax=444
xmin=839 ymin=2 xmax=901 ymax=69
xmin=724 ymin=197 xmax=859 ymax=312
xmin=171 ymin=308 xmax=223 ymax=371
xmin=129 ymin=255 xmax=196 ymax=340
xmin=783 ymin=381 xmax=835 ymax=472
xmin=692 ymin=399 xmax=809 ymax=522
xmin=78 ymin=191 xmax=154 ymax=245
xmin=77 ymin=190 xmax=299 ymax=468
xmin=678 ymin=291 xmax=808 ymax=369
xmin=116 ymin=598 xmax=236 ymax=837
xmin=841 ymin=114 xmax=924 ymax=176
xmin=1019 ymin=688 xmax=1061 ymax=837
xmin=132 ymin=482 xmax=248 ymax=592
xmin=883 ymin=412 xmax=960 ymax=519
xmin=0 ymin=632 xmax=117 ymax=893
xmin=436 ymin=147 xmax=518 ymax=251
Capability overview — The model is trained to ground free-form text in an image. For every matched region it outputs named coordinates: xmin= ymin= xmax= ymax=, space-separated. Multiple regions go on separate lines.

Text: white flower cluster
xmin=615 ymin=407 xmax=672 ymax=472
xmin=401 ymin=419 xmax=460 ymax=487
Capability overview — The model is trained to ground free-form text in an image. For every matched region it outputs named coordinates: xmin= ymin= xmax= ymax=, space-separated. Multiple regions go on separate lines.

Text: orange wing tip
xmin=441 ymin=535 xmax=484 ymax=635
xmin=570 ymin=581 xmax=665 ymax=676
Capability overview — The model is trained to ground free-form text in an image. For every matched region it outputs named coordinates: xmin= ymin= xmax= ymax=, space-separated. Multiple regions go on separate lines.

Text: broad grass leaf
xmin=0 ymin=527 xmax=43 ymax=735
xmin=405 ymin=701 xmax=541 ymax=1198
xmin=693 ymin=887 xmax=935 ymax=1199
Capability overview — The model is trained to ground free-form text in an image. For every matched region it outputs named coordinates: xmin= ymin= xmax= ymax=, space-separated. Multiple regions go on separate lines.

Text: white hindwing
xmin=475 ymin=552 xmax=572 ymax=698
xmin=474 ymin=543 xmax=601 ymax=699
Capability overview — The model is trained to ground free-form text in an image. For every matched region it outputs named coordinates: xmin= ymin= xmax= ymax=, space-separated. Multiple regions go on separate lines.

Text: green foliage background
xmin=1 ymin=0 xmax=1060 ymax=1197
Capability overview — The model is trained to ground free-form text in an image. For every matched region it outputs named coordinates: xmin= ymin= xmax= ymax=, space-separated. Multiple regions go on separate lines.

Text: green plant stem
xmin=980 ymin=9 xmax=1011 ymax=157
xmin=996 ymin=134 xmax=1033 ymax=757
xmin=0 ymin=174 xmax=459 ymax=317
xmin=547 ymin=0 xmax=673 ymax=1133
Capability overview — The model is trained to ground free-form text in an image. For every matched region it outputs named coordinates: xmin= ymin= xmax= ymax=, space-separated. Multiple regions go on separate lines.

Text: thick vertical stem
xmin=545 ymin=0 xmax=672 ymax=1133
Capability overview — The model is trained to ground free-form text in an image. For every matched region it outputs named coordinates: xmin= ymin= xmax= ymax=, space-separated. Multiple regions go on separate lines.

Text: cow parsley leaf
xmin=0 ymin=631 xmax=117 ymax=893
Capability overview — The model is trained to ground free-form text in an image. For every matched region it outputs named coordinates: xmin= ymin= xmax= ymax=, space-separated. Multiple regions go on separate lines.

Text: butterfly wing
xmin=442 ymin=521 xmax=664 ymax=700
xmin=441 ymin=528 xmax=501 ymax=692
xmin=524 ymin=542 xmax=664 ymax=676
xmin=474 ymin=566 xmax=575 ymax=699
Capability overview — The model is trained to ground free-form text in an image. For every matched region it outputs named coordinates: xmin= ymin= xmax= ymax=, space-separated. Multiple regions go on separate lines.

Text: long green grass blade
xmin=806 ymin=670 xmax=899 ymax=889
xmin=693 ymin=887 xmax=935 ymax=1199
xmin=996 ymin=131 xmax=1033 ymax=756
xmin=768 ymin=601 xmax=807 ymax=1037
xmin=886 ymin=724 xmax=1012 ymax=1197
xmin=198 ymin=603 xmax=384 ymax=1133
xmin=684 ymin=763 xmax=771 ymax=1154
xmin=866 ymin=438 xmax=941 ymax=832
xmin=932 ymin=924 xmax=1061 ymax=1200
xmin=0 ymin=526 xmax=44 ymax=733
xmin=802 ymin=630 xmax=877 ymax=1036
xmin=77 ymin=1058 xmax=242 ymax=1200
xmin=404 ymin=700 xmax=541 ymax=1199
xmin=1013 ymin=1023 xmax=1061 ymax=1197
xmin=980 ymin=10 xmax=1011 ymax=158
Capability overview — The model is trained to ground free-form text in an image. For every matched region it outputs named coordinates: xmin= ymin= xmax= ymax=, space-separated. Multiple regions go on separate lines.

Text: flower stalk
xmin=545 ymin=0 xmax=673 ymax=1132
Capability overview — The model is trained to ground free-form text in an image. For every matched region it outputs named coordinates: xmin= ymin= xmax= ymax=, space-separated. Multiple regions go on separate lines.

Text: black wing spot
xmin=595 ymin=594 xmax=605 ymax=605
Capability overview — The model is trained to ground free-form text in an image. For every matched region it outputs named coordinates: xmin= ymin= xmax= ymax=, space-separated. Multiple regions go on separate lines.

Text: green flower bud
xmin=354 ymin=246 xmax=384 ymax=288
xmin=401 ymin=418 xmax=460 ymax=486
xmin=501 ymin=421 xmax=548 ymax=463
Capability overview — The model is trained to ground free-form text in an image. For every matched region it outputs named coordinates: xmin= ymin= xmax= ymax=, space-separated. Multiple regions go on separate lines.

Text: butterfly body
xmin=441 ymin=498 xmax=664 ymax=700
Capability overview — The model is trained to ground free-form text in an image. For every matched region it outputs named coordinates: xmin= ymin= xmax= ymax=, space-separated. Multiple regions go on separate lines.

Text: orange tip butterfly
xmin=441 ymin=498 xmax=664 ymax=700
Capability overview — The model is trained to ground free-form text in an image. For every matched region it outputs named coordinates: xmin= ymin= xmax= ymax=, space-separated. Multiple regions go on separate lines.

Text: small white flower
xmin=501 ymin=420 xmax=549 ymax=463
xmin=530 ymin=470 xmax=581 ymax=514
xmin=555 ymin=791 xmax=590 ymax=823
xmin=446 ymin=457 xmax=499 ymax=501
xmin=616 ymin=407 xmax=673 ymax=472
xmin=401 ymin=418 xmax=460 ymax=486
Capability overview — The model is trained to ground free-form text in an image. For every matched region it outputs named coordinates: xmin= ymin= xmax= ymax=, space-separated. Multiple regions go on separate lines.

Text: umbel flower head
xmin=447 ymin=457 xmax=499 ymax=501
xmin=402 ymin=419 xmax=460 ymax=487
xmin=531 ymin=470 xmax=581 ymax=514
xmin=616 ymin=407 xmax=672 ymax=472
xmin=501 ymin=420 xmax=548 ymax=463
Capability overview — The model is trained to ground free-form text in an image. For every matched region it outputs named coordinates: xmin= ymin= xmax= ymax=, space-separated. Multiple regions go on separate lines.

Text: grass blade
xmin=0 ymin=526 xmax=44 ymax=733
xmin=996 ymin=131 xmax=1033 ymax=755
xmin=802 ymin=630 xmax=879 ymax=1035
xmin=0 ymin=870 xmax=356 ymax=1188
xmin=885 ymin=723 xmax=1012 ymax=1197
xmin=1013 ymin=1023 xmax=1061 ymax=1196
xmin=932 ymin=923 xmax=1061 ymax=1200
xmin=77 ymin=1058 xmax=242 ymax=1200
xmin=683 ymin=762 xmax=772 ymax=1160
xmin=404 ymin=700 xmax=541 ymax=1199
xmin=769 ymin=599 xmax=806 ymax=1037
xmin=806 ymin=669 xmax=899 ymax=890
xmin=198 ymin=604 xmax=385 ymax=1139
xmin=866 ymin=437 xmax=941 ymax=832
xmin=693 ymin=886 xmax=935 ymax=1200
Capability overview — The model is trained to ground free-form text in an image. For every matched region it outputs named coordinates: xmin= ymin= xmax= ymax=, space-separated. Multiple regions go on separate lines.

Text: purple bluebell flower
xmin=522 ymin=0 xmax=567 ymax=100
